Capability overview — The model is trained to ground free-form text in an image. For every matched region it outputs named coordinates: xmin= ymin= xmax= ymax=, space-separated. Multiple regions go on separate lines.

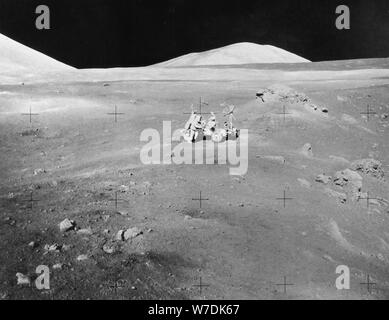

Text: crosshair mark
xmin=192 ymin=191 xmax=209 ymax=209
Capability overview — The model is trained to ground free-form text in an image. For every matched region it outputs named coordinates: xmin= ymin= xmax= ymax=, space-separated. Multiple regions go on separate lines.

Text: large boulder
xmin=59 ymin=219 xmax=76 ymax=232
xmin=333 ymin=169 xmax=363 ymax=201
xmin=351 ymin=159 xmax=384 ymax=179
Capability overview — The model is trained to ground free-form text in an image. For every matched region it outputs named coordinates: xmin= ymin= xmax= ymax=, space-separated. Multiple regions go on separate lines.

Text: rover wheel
xmin=211 ymin=129 xmax=226 ymax=143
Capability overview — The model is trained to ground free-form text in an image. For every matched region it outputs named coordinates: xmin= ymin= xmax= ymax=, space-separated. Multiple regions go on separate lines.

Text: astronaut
xmin=182 ymin=111 xmax=203 ymax=143
xmin=203 ymin=112 xmax=217 ymax=136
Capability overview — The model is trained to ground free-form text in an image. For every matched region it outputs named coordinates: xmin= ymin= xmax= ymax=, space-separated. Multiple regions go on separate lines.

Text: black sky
xmin=0 ymin=0 xmax=388 ymax=68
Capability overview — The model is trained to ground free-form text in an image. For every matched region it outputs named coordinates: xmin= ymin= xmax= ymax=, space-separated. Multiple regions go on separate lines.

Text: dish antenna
xmin=222 ymin=103 xmax=236 ymax=128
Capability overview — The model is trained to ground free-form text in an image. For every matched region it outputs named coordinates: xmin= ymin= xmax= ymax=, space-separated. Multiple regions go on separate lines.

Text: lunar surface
xmin=1 ymin=34 xmax=389 ymax=300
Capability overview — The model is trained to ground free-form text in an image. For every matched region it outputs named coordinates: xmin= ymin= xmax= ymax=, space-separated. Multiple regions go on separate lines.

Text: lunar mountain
xmin=155 ymin=42 xmax=310 ymax=67
xmin=0 ymin=33 xmax=73 ymax=74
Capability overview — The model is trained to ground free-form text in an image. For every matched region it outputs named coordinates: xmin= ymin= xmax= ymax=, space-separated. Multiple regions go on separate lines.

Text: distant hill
xmin=156 ymin=42 xmax=310 ymax=67
xmin=0 ymin=33 xmax=73 ymax=74
xmin=169 ymin=58 xmax=389 ymax=72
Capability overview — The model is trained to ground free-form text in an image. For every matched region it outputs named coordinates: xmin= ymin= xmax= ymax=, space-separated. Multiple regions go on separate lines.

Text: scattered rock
xmin=301 ymin=143 xmax=313 ymax=158
xmin=28 ymin=241 xmax=38 ymax=248
xmin=62 ymin=244 xmax=72 ymax=251
xmin=315 ymin=174 xmax=332 ymax=184
xmin=123 ymin=227 xmax=143 ymax=241
xmin=33 ymin=168 xmax=46 ymax=175
xmin=52 ymin=263 xmax=63 ymax=270
xmin=118 ymin=185 xmax=130 ymax=193
xmin=59 ymin=219 xmax=76 ymax=232
xmin=28 ymin=183 xmax=41 ymax=190
xmin=76 ymin=254 xmax=89 ymax=262
xmin=21 ymin=129 xmax=40 ymax=137
xmin=322 ymin=254 xmax=336 ymax=263
xmin=377 ymin=253 xmax=385 ymax=262
xmin=351 ymin=159 xmax=384 ymax=179
xmin=102 ymin=246 xmax=115 ymax=254
xmin=256 ymin=86 xmax=313 ymax=105
xmin=7 ymin=192 xmax=15 ymax=199
xmin=256 ymin=88 xmax=275 ymax=102
xmin=333 ymin=169 xmax=363 ymax=201
xmin=333 ymin=169 xmax=363 ymax=188
xmin=321 ymin=107 xmax=329 ymax=113
xmin=44 ymin=243 xmax=61 ymax=253
xmin=102 ymin=242 xmax=117 ymax=254
xmin=256 ymin=92 xmax=265 ymax=102
xmin=115 ymin=230 xmax=125 ymax=241
xmin=279 ymin=89 xmax=310 ymax=104
xmin=0 ymin=291 xmax=8 ymax=300
xmin=16 ymin=273 xmax=30 ymax=286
